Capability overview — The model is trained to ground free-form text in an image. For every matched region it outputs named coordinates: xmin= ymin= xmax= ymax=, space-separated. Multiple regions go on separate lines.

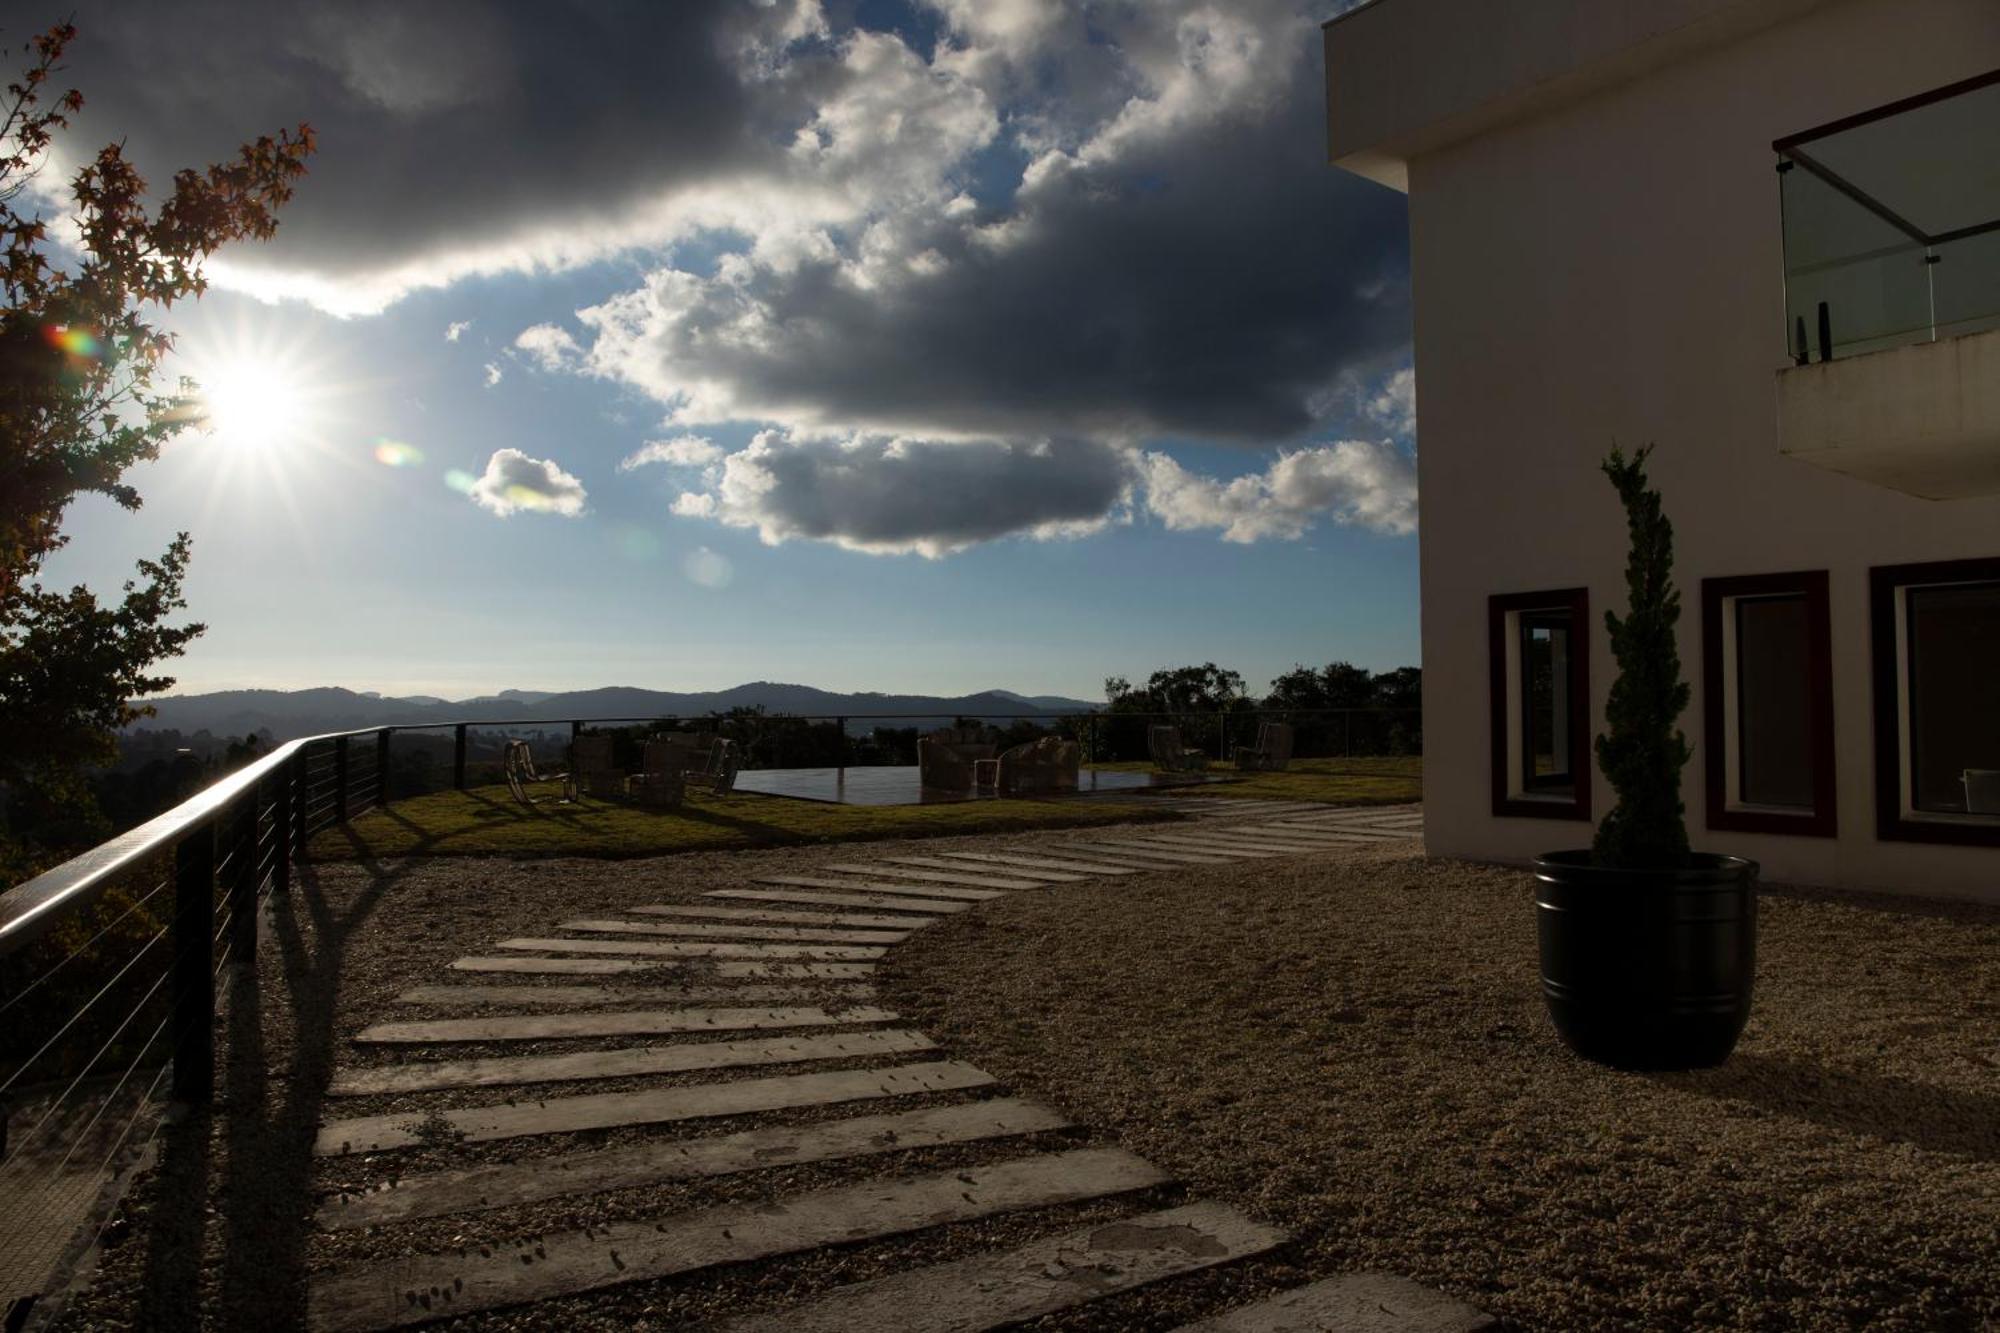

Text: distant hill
xmin=982 ymin=688 xmax=1102 ymax=712
xmin=127 ymin=681 xmax=1103 ymax=741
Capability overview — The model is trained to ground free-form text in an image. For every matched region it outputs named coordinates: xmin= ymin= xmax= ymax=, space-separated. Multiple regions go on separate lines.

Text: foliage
xmin=1592 ymin=445 xmax=1692 ymax=868
xmin=0 ymin=22 xmax=313 ymax=866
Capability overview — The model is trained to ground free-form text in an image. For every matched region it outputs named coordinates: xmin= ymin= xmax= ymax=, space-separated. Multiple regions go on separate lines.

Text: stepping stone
xmin=449 ymin=956 xmax=673 ymax=976
xmin=933 ymin=851 xmax=1142 ymax=876
xmin=1173 ymin=1272 xmax=1497 ymax=1331
xmin=304 ymin=1147 xmax=1167 ymax=1331
xmin=875 ymin=856 xmax=1086 ymax=884
xmin=494 ymin=937 xmax=886 ymax=961
xmin=630 ymin=904 xmax=934 ymax=930
xmin=1117 ymin=833 xmax=1281 ymax=857
xmin=1188 ymin=833 xmax=1347 ymax=854
xmin=755 ymin=875 xmax=1001 ymax=902
xmin=352 ymin=1004 xmax=895 ymax=1045
xmin=818 ymin=863 xmax=1046 ymax=891
xmin=710 ymin=888 xmax=969 ymax=915
xmin=316 ymin=1097 xmax=1069 ymax=1232
xmin=314 ymin=1059 xmax=993 ymax=1156
xmin=396 ymin=984 xmax=876 ymax=1008
xmin=1055 ymin=840 xmax=1241 ymax=867
xmin=449 ymin=956 xmax=875 ymax=979
xmin=707 ymin=1200 xmax=1289 ymax=1332
xmin=556 ymin=918 xmax=910 ymax=945
xmin=330 ymin=1028 xmax=936 ymax=1095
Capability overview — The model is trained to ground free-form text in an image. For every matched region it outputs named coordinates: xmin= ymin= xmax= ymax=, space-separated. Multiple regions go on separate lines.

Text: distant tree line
xmin=1099 ymin=661 xmax=1421 ymax=761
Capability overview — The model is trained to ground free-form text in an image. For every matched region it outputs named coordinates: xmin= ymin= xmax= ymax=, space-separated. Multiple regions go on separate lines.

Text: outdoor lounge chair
xmin=684 ymin=736 xmax=741 ymax=796
xmin=1148 ymin=724 xmax=1208 ymax=773
xmin=996 ymin=736 xmax=1081 ymax=794
xmin=502 ymin=739 xmax=567 ymax=805
xmin=564 ymin=735 xmax=626 ymax=801
xmin=1233 ymin=720 xmax=1294 ymax=773
xmin=630 ymin=737 xmax=693 ymax=808
xmin=917 ymin=727 xmax=996 ymax=790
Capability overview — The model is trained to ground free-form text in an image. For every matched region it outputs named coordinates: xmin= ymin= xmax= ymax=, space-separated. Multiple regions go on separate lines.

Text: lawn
xmin=309 ymin=783 xmax=1181 ymax=861
xmin=1093 ymin=755 xmax=1423 ymax=805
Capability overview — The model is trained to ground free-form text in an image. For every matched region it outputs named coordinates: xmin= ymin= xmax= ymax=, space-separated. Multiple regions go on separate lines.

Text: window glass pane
xmin=1907 ymin=581 xmax=2000 ymax=814
xmin=1521 ymin=612 xmax=1573 ymax=795
xmin=1735 ymin=594 xmax=1814 ymax=809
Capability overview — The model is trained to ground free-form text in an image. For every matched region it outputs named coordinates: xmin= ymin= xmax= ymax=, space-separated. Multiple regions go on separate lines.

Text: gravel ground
xmin=885 ymin=843 xmax=2000 ymax=1332
xmin=45 ymin=830 xmax=2000 ymax=1331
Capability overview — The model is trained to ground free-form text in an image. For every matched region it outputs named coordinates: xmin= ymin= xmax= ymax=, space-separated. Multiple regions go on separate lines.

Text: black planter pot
xmin=1534 ymin=850 xmax=1759 ymax=1070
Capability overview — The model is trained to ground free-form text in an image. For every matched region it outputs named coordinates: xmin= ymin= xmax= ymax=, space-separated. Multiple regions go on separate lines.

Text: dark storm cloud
xmin=46 ymin=0 xmax=813 ymax=297
xmin=581 ymin=18 xmax=1411 ymax=446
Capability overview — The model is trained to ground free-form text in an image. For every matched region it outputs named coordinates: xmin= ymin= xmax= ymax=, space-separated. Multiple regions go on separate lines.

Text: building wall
xmin=1406 ymin=0 xmax=2000 ymax=901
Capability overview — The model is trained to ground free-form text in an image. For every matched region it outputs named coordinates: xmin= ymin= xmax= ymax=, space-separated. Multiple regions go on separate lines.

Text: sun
xmin=192 ymin=353 xmax=313 ymax=450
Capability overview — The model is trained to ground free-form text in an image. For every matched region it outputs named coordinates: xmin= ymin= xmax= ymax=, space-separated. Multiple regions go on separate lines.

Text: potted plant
xmin=1534 ymin=446 xmax=1758 ymax=1070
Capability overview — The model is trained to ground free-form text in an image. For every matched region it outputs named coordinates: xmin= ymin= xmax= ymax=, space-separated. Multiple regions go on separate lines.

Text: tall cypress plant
xmin=1592 ymin=445 xmax=1692 ymax=868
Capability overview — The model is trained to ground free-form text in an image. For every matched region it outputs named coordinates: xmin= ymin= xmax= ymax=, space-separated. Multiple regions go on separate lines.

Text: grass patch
xmin=1091 ymin=755 xmax=1422 ymax=805
xmin=310 ymin=784 xmax=1183 ymax=861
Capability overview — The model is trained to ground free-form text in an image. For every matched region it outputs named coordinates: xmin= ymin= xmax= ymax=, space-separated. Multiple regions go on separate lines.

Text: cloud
xmin=482 ymin=362 xmax=503 ymax=388
xmin=573 ymin=4 xmax=1408 ymax=447
xmin=668 ymin=430 xmax=1135 ymax=557
xmin=513 ymin=323 xmax=585 ymax=373
xmin=1363 ymin=365 xmax=1415 ymax=439
xmin=467 ymin=448 xmax=588 ymax=517
xmin=620 ymin=435 xmax=723 ymax=471
xmin=1141 ymin=441 xmax=1417 ymax=542
xmin=444 ymin=319 xmax=471 ymax=342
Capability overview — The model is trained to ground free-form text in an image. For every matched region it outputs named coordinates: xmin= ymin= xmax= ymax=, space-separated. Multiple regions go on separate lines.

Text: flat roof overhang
xmin=1323 ymin=0 xmax=1834 ymax=190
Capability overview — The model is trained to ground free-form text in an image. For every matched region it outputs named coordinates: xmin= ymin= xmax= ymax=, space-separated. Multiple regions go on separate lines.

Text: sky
xmin=34 ymin=0 xmax=1416 ymax=702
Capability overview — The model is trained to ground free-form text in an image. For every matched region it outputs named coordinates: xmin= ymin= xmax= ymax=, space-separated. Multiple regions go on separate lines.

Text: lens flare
xmin=373 ymin=439 xmax=424 ymax=468
xmin=42 ymin=323 xmax=102 ymax=361
xmin=442 ymin=468 xmax=478 ymax=495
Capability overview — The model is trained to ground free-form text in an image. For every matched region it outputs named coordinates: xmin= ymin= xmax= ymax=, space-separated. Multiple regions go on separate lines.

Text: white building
xmin=1323 ymin=0 xmax=2000 ymax=902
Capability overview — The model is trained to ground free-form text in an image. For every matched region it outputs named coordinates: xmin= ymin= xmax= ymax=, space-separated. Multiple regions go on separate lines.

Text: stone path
xmin=306 ymin=799 xmax=1492 ymax=1330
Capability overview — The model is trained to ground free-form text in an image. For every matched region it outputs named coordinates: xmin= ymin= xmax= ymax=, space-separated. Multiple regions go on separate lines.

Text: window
xmin=1872 ymin=558 xmax=2000 ymax=846
xmin=1490 ymin=589 xmax=1590 ymax=820
xmin=1702 ymin=572 xmax=1835 ymax=836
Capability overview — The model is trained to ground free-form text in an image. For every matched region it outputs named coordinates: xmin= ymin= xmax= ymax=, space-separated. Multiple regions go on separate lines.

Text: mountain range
xmin=127 ymin=682 xmax=1103 ymax=742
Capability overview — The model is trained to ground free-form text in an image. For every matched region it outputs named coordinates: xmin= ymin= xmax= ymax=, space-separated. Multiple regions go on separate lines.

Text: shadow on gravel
xmin=1663 ymin=1053 xmax=2000 ymax=1162
xmin=138 ymin=850 xmax=403 ymax=1328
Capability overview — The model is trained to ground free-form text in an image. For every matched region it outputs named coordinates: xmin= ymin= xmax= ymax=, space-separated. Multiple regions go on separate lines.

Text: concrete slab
xmin=554 ymin=918 xmax=909 ymax=945
xmin=394 ymin=985 xmax=877 ymax=1009
xmin=447 ymin=956 xmax=670 ymax=976
xmin=817 ymin=863 xmax=1045 ymax=891
xmin=304 ymin=1147 xmax=1168 ymax=1331
xmin=329 ymin=1028 xmax=935 ymax=1096
xmin=932 ymin=851 xmax=1143 ymax=876
xmin=316 ymin=1097 xmax=1070 ymax=1232
xmin=710 ymin=888 xmax=969 ymax=914
xmin=493 ymin=937 xmax=886 ymax=961
xmin=1171 ymin=1272 xmax=1497 ymax=1332
xmin=753 ymin=875 xmax=1000 ymax=901
xmin=629 ymin=904 xmax=935 ymax=930
xmin=313 ymin=1060 xmax=994 ymax=1156
xmin=874 ymin=856 xmax=1087 ymax=884
xmin=1054 ymin=840 xmax=1242 ymax=866
xmin=706 ymin=1201 xmax=1289 ymax=1332
xmin=352 ymin=1005 xmax=895 ymax=1045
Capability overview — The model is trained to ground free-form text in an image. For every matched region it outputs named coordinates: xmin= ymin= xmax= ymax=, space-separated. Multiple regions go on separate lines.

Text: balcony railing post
xmin=291 ymin=750 xmax=308 ymax=858
xmin=274 ymin=769 xmax=292 ymax=895
xmin=170 ymin=821 xmax=216 ymax=1106
xmin=228 ymin=794 xmax=257 ymax=968
xmin=453 ymin=724 xmax=468 ymax=790
xmin=375 ymin=728 xmax=391 ymax=810
xmin=836 ymin=716 xmax=847 ymax=773
xmin=334 ymin=736 xmax=350 ymax=823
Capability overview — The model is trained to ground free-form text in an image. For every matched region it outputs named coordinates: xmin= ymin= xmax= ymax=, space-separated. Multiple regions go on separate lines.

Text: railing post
xmin=334 ymin=736 xmax=350 ymax=823
xmin=453 ymin=724 xmax=468 ymax=790
xmin=375 ymin=728 xmax=391 ymax=809
xmin=274 ymin=770 xmax=292 ymax=895
xmin=836 ymin=716 xmax=847 ymax=773
xmin=229 ymin=794 xmax=257 ymax=968
xmin=171 ymin=822 xmax=216 ymax=1106
xmin=291 ymin=750 xmax=308 ymax=858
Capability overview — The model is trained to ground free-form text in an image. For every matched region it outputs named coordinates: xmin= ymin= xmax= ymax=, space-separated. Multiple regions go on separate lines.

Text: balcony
xmin=1774 ymin=69 xmax=2000 ymax=499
